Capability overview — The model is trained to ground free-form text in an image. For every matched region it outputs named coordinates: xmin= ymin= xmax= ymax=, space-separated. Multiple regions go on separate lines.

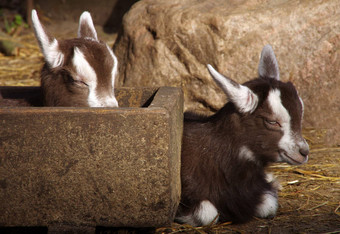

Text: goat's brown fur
xmin=32 ymin=10 xmax=118 ymax=107
xmin=176 ymin=45 xmax=309 ymax=226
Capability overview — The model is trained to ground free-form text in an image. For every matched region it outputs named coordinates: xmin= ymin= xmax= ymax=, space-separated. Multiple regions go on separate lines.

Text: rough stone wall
xmin=114 ymin=0 xmax=340 ymax=145
xmin=33 ymin=0 xmax=139 ymax=32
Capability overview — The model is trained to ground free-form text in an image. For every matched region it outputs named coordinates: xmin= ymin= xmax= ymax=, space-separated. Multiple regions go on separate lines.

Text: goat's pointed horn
xmin=32 ymin=10 xmax=64 ymax=68
xmin=78 ymin=11 xmax=98 ymax=41
xmin=258 ymin=44 xmax=280 ymax=80
xmin=207 ymin=64 xmax=258 ymax=114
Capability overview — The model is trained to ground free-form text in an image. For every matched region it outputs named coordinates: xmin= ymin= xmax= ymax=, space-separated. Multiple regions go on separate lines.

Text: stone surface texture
xmin=0 ymin=87 xmax=183 ymax=228
xmin=33 ymin=0 xmax=139 ymax=31
xmin=114 ymin=0 xmax=340 ymax=145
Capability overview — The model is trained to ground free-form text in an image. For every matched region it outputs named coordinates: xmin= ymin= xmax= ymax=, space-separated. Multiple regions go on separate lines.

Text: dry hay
xmin=0 ymin=32 xmax=43 ymax=86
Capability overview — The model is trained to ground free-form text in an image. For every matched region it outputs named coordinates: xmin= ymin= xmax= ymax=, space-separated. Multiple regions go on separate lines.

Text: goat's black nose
xmin=299 ymin=147 xmax=309 ymax=157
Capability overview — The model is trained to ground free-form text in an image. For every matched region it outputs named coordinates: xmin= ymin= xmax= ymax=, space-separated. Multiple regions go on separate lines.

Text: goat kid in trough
xmin=32 ymin=10 xmax=118 ymax=107
xmin=176 ymin=45 xmax=309 ymax=226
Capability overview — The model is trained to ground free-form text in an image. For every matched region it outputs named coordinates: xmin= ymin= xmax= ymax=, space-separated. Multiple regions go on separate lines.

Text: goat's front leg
xmin=255 ymin=173 xmax=281 ymax=218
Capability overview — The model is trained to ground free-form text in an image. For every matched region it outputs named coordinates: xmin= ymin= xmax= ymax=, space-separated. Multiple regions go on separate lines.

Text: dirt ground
xmin=0 ymin=18 xmax=339 ymax=234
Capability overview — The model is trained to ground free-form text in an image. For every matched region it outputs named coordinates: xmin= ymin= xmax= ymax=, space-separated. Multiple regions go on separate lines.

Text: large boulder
xmin=114 ymin=0 xmax=340 ymax=145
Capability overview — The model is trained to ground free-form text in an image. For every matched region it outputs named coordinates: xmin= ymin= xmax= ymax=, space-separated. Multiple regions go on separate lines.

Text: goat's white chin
xmin=278 ymin=151 xmax=308 ymax=165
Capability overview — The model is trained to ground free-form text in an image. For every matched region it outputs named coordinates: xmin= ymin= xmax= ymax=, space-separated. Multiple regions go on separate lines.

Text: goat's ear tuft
xmin=258 ymin=44 xmax=280 ymax=80
xmin=78 ymin=11 xmax=98 ymax=41
xmin=32 ymin=10 xmax=64 ymax=68
xmin=207 ymin=64 xmax=258 ymax=114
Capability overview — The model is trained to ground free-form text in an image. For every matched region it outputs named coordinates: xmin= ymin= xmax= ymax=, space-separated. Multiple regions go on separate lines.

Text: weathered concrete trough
xmin=0 ymin=86 xmax=183 ymax=230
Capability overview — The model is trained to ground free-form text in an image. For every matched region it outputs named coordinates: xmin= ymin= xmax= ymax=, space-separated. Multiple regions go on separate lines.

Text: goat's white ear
xmin=207 ymin=64 xmax=258 ymax=114
xmin=258 ymin=44 xmax=280 ymax=80
xmin=32 ymin=9 xmax=64 ymax=68
xmin=78 ymin=11 xmax=98 ymax=41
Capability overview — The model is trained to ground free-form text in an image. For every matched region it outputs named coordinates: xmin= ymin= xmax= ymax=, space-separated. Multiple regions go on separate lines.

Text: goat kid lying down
xmin=32 ymin=10 xmax=118 ymax=107
xmin=176 ymin=45 xmax=309 ymax=226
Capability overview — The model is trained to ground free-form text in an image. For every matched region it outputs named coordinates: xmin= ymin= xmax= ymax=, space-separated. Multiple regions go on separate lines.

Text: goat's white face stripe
xmin=267 ymin=89 xmax=291 ymax=124
xmin=73 ymin=47 xmax=100 ymax=107
xmin=72 ymin=46 xmax=119 ymax=107
xmin=267 ymin=89 xmax=300 ymax=162
xmin=267 ymin=89 xmax=293 ymax=157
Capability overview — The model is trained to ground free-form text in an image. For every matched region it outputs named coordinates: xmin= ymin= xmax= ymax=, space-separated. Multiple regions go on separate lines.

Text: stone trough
xmin=0 ymin=86 xmax=183 ymax=231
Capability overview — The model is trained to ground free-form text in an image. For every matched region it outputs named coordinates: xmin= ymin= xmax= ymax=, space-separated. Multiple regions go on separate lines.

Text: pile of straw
xmin=0 ymin=32 xmax=43 ymax=86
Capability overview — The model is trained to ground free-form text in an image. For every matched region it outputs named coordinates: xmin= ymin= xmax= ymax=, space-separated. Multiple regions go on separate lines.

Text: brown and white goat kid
xmin=32 ymin=10 xmax=118 ymax=107
xmin=176 ymin=45 xmax=309 ymax=226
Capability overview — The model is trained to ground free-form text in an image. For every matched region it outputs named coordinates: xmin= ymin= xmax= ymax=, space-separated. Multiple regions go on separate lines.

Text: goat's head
xmin=207 ymin=45 xmax=309 ymax=165
xmin=32 ymin=10 xmax=118 ymax=107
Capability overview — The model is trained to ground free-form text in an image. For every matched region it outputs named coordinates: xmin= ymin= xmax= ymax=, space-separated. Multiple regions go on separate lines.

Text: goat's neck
xmin=208 ymin=105 xmax=267 ymax=169
xmin=209 ymin=103 xmax=243 ymax=139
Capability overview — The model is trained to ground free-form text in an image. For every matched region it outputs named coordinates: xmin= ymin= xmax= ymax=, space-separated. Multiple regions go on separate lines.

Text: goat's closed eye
xmin=66 ymin=74 xmax=89 ymax=87
xmin=75 ymin=80 xmax=89 ymax=87
xmin=264 ymin=118 xmax=281 ymax=129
